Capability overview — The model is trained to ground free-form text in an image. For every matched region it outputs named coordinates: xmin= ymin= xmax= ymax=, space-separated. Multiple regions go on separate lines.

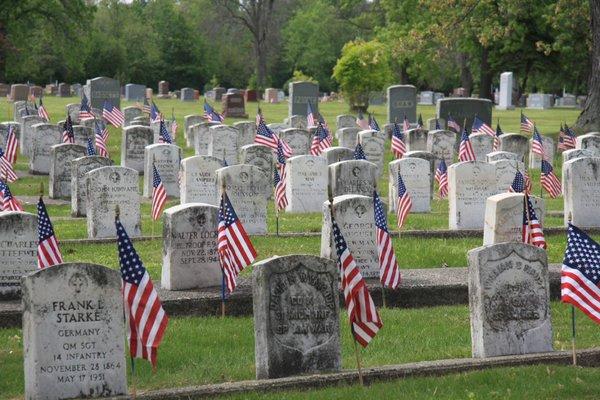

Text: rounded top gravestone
xmin=0 ymin=211 xmax=37 ymax=300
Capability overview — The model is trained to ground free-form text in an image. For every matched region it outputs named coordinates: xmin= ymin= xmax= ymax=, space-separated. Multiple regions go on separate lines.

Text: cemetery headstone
xmin=0 ymin=83 xmax=9 ymax=97
xmin=427 ymin=130 xmax=457 ymax=168
xmin=29 ymin=123 xmax=62 ymax=174
xmin=214 ymin=87 xmax=226 ymax=101
xmin=71 ymin=83 xmax=82 ymax=97
xmin=288 ymin=81 xmax=318 ymax=117
xmin=192 ymin=122 xmax=220 ymax=156
xmin=71 ymin=156 xmax=113 ymax=217
xmin=66 ymin=103 xmax=80 ymax=124
xmin=328 ymin=159 xmax=377 ymax=198
xmin=490 ymin=159 xmax=525 ymax=193
xmin=337 ymin=127 xmax=360 ymax=149
xmin=499 ymin=133 xmax=529 ymax=160
xmin=388 ymin=158 xmax=431 ymax=213
xmin=121 ymin=125 xmax=153 ymax=173
xmin=286 ymin=115 xmax=308 ymax=129
xmin=529 ymin=135 xmax=555 ymax=169
xmin=483 ymin=192 xmax=544 ymax=245
xmin=143 ymin=144 xmax=182 ymax=198
xmin=184 ymin=115 xmax=204 ymax=146
xmin=470 ymin=133 xmax=495 ymax=161
xmin=57 ymin=83 xmax=71 ymax=97
xmin=208 ymin=125 xmax=238 ymax=165
xmin=84 ymin=76 xmax=120 ymax=109
xmin=222 ymin=93 xmax=248 ymax=118
xmin=562 ymin=148 xmax=593 ymax=163
xmin=526 ymin=93 xmax=553 ymax=109
xmin=265 ymin=88 xmax=279 ymax=103
xmin=321 ymin=147 xmax=354 ymax=165
xmin=157 ymin=80 xmax=169 ymax=98
xmin=497 ymin=72 xmax=515 ymax=110
xmin=180 ymin=87 xmax=195 ymax=102
xmin=426 ymin=118 xmax=445 ymax=131
xmin=10 ymin=84 xmax=29 ymax=101
xmin=49 ymin=144 xmax=87 ymax=199
xmin=21 ymin=115 xmax=46 ymax=156
xmin=576 ymin=133 xmax=600 ymax=156
xmin=285 ymin=155 xmax=328 ymax=213
xmin=336 ymin=115 xmax=357 ymax=130
xmin=419 ymin=91 xmax=434 ymax=105
xmin=387 ymin=85 xmax=416 ymax=124
xmin=179 ymin=155 xmax=222 ymax=205
xmin=436 ymin=98 xmax=492 ymax=128
xmin=239 ymin=144 xmax=274 ymax=175
xmin=0 ymin=122 xmax=19 ymax=150
xmin=563 ymin=157 xmax=600 ymax=227
xmin=405 ymin=128 xmax=428 ymax=152
xmin=486 ymin=151 xmax=521 ymax=162
xmin=0 ymin=211 xmax=37 ymax=300
xmin=357 ymin=130 xmax=385 ymax=175
xmin=404 ymin=150 xmax=436 ymax=196
xmin=280 ymin=128 xmax=311 ymax=156
xmin=244 ymin=89 xmax=257 ymax=102
xmin=72 ymin=125 xmax=94 ymax=148
xmin=124 ymin=84 xmax=146 ymax=101
xmin=233 ymin=121 xmax=256 ymax=148
xmin=123 ymin=106 xmax=143 ymax=127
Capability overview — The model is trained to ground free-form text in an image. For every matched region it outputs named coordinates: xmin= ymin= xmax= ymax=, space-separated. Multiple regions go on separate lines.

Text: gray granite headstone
xmin=71 ymin=156 xmax=113 ymax=217
xmin=66 ymin=103 xmax=80 ymax=124
xmin=124 ymin=84 xmax=146 ymax=101
xmin=280 ymin=128 xmax=311 ymax=156
xmin=121 ymin=126 xmax=153 ymax=173
xmin=123 ymin=106 xmax=143 ymax=127
xmin=328 ymin=159 xmax=377 ymax=197
xmin=497 ymin=72 xmax=515 ymax=110
xmin=21 ymin=115 xmax=46 ymax=156
xmin=57 ymin=83 xmax=71 ymax=97
xmin=286 ymin=115 xmax=307 ymax=129
xmin=208 ymin=125 xmax=238 ymax=165
xmin=180 ymin=155 xmax=222 ymax=205
xmin=358 ymin=130 xmax=385 ymax=175
xmin=405 ymin=128 xmax=428 ymax=152
xmin=184 ymin=115 xmax=204 ymax=147
xmin=49 ymin=144 xmax=87 ymax=199
xmin=285 ymin=155 xmax=328 ymax=213
xmin=468 ymin=243 xmax=552 ymax=358
xmin=436 ymin=98 xmax=492 ymax=128
xmin=22 ymin=263 xmax=127 ymax=399
xmin=321 ymin=147 xmax=354 ymax=165
xmin=72 ymin=125 xmax=94 ymax=148
xmin=427 ymin=130 xmax=457 ymax=168
xmin=0 ymin=211 xmax=37 ymax=300
xmin=526 ymin=93 xmax=553 ymax=109
xmin=232 ymin=121 xmax=256 ymax=148
xmin=336 ymin=115 xmax=357 ymax=130
xmin=0 ymin=121 xmax=19 ymax=150
xmin=563 ymin=157 xmax=600 ymax=227
xmin=192 ymin=122 xmax=220 ymax=156
xmin=470 ymin=133 xmax=494 ymax=161
xmin=29 ymin=123 xmax=62 ymax=174
xmin=84 ymin=76 xmax=120 ymax=109
xmin=162 ymin=204 xmax=220 ymax=290
xmin=499 ymin=133 xmax=529 ymax=161
xmin=239 ymin=144 xmax=274 ymax=175
xmin=253 ymin=254 xmax=340 ymax=379
xmin=143 ymin=143 xmax=182 ymax=198
xmin=387 ymin=85 xmax=416 ymax=124
xmin=288 ymin=81 xmax=318 ymax=117
xmin=337 ymin=127 xmax=360 ymax=149
xmin=180 ymin=87 xmax=195 ymax=101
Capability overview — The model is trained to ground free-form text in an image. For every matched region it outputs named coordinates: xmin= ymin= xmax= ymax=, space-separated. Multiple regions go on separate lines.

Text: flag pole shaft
xmin=221 ymin=267 xmax=226 ymax=318
xmin=352 ymin=333 xmax=364 ymax=386
xmin=276 ymin=209 xmax=279 ymax=236
xmin=571 ymin=305 xmax=577 ymax=365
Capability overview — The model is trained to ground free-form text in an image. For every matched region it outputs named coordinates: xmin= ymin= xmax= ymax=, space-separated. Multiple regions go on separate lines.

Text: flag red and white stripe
xmin=458 ymin=133 xmax=476 ymax=162
xmin=522 ymin=194 xmax=546 ymax=249
xmin=151 ymin=165 xmax=167 ymax=221
xmin=373 ymin=191 xmax=401 ymax=289
xmin=396 ymin=173 xmax=412 ymax=229
xmin=0 ymin=150 xmax=17 ymax=182
xmin=4 ymin=125 xmax=18 ymax=165
xmin=37 ymin=197 xmax=63 ymax=269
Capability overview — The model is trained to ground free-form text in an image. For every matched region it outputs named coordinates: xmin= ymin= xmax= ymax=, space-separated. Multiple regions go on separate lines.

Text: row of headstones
xmin=4 ymin=83 xmax=74 ymax=100
xmin=18 ymin=240 xmax=551 ymax=398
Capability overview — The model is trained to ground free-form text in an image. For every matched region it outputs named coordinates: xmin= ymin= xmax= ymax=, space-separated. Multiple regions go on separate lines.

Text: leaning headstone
xmin=427 ymin=130 xmax=457 ymax=168
xmin=239 ymin=144 xmax=273 ymax=175
xmin=486 ymin=151 xmax=521 ymax=162
xmin=84 ymin=76 xmax=120 ymax=109
xmin=71 ymin=156 xmax=113 ymax=217
xmin=222 ymin=93 xmax=248 ymax=118
xmin=72 ymin=125 xmax=94 ymax=148
xmin=387 ymin=85 xmax=417 ymax=123
xmin=179 ymin=155 xmax=222 ymax=205
xmin=192 ymin=122 xmax=220 ymax=156
xmin=280 ymin=128 xmax=311 ymax=156
xmin=124 ymin=83 xmax=146 ymax=101
xmin=285 ymin=155 xmax=328 ymax=213
xmin=405 ymin=128 xmax=428 ymax=152
xmin=216 ymin=164 xmax=270 ymax=234
xmin=121 ymin=125 xmax=153 ymax=173
xmin=576 ymin=133 xmax=600 ymax=156
xmin=180 ymin=87 xmax=195 ymax=101
xmin=162 ymin=204 xmax=220 ymax=290
xmin=233 ymin=121 xmax=256 ymax=147
xmin=529 ymin=135 xmax=555 ymax=169
xmin=388 ymin=158 xmax=431 ymax=213
xmin=49 ymin=144 xmax=87 ymax=199
xmin=468 ymin=243 xmax=552 ymax=358
xmin=448 ymin=161 xmax=497 ymax=229
xmin=436 ymin=98 xmax=492 ymax=128
xmin=288 ymin=81 xmax=318 ymax=117
xmin=336 ymin=115 xmax=357 ymax=130
xmin=328 ymin=159 xmax=377 ymax=198
xmin=143 ymin=144 xmax=182 ymax=198
xmin=22 ymin=263 xmax=127 ymax=398
xmin=29 ymin=123 xmax=62 ymax=174
xmin=86 ymin=166 xmax=141 ymax=238
xmin=562 ymin=148 xmax=593 ymax=163
xmin=123 ymin=106 xmax=143 ymax=127
xmin=483 ymin=193 xmax=544 ymax=244
xmin=10 ymin=84 xmax=29 ymax=101
xmin=338 ymin=127 xmax=360 ymax=149
xmin=0 ymin=211 xmax=37 ymax=300
xmin=253 ymin=255 xmax=340 ymax=379
xmin=497 ymin=72 xmax=515 ymax=110
xmin=563 ymin=157 xmax=600 ymax=227
xmin=491 ymin=159 xmax=524 ymax=193
xmin=321 ymin=147 xmax=354 ymax=165
xmin=500 ymin=133 xmax=529 ymax=160
xmin=184 ymin=115 xmax=204 ymax=146
xmin=357 ymin=130 xmax=385 ymax=175
xmin=21 ymin=115 xmax=46 ymax=156
xmin=470 ymin=133 xmax=494 ymax=161
xmin=321 ymin=194 xmax=379 ymax=277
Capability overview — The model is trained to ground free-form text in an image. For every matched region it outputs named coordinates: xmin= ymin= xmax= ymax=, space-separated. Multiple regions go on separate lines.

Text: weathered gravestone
xmin=150 ymin=120 xmax=173 ymax=144
xmin=328 ymin=159 xmax=377 ymax=197
xmin=563 ymin=157 xmax=600 ymax=227
xmin=66 ymin=103 xmax=80 ymax=124
xmin=13 ymin=100 xmax=28 ymax=123
xmin=500 ymin=133 xmax=529 ymax=161
xmin=222 ymin=93 xmax=248 ymax=118
xmin=483 ymin=193 xmax=544 ymax=245
xmin=239 ymin=144 xmax=273 ymax=175
xmin=22 ymin=263 xmax=127 ymax=399
xmin=123 ymin=106 xmax=142 ymax=127
xmin=576 ymin=133 xmax=600 ymax=156
xmin=233 ymin=121 xmax=256 ymax=148
xmin=321 ymin=147 xmax=354 ymax=165
xmin=427 ymin=130 xmax=457 ymax=168
xmin=86 ymin=166 xmax=141 ymax=238
xmin=184 ymin=115 xmax=204 ymax=147
xmin=469 ymin=133 xmax=495 ymax=161
xmin=529 ymin=136 xmax=555 ymax=169
xmin=72 ymin=125 xmax=94 ymax=148
xmin=405 ymin=128 xmax=428 ymax=152
xmin=71 ymin=83 xmax=82 ymax=98
xmin=208 ymin=125 xmax=238 ymax=165
xmin=280 ymin=128 xmax=311 ymax=156
xmin=192 ymin=122 xmax=220 ymax=156
xmin=448 ymin=161 xmax=497 ymax=230
xmin=179 ymin=155 xmax=222 ymax=205
xmin=562 ymin=148 xmax=593 ymax=163
xmin=358 ymin=130 xmax=385 ymax=175
xmin=468 ymin=243 xmax=552 ymax=358
xmin=436 ymin=98 xmax=493 ymax=129
xmin=71 ymin=156 xmax=113 ymax=217
xmin=84 ymin=77 xmax=120 ymax=109
xmin=131 ymin=116 xmax=149 ymax=127
xmin=490 ymin=159 xmax=525 ymax=193
xmin=336 ymin=115 xmax=357 ymax=130
xmin=253 ymin=255 xmax=340 ymax=379
xmin=288 ymin=81 xmax=318 ymax=117
xmin=0 ymin=211 xmax=37 ymax=300
xmin=426 ymin=118 xmax=445 ymax=131
xmin=49 ymin=144 xmax=87 ymax=199
xmin=268 ymin=123 xmax=288 ymax=135
xmin=29 ymin=123 xmax=62 ymax=174
xmin=387 ymin=85 xmax=417 ymax=124
xmin=0 ymin=121 xmax=19 ymax=151
xmin=157 ymin=80 xmax=169 ymax=98
xmin=286 ymin=115 xmax=307 ymax=129
xmin=180 ymin=87 xmax=195 ymax=102
xmin=321 ymin=194 xmax=379 ymax=278
xmin=404 ymin=150 xmax=436 ymax=196
xmin=121 ymin=126 xmax=153 ymax=173
xmin=21 ymin=115 xmax=46 ymax=156
xmin=337 ymin=127 xmax=360 ymax=149
xmin=162 ymin=204 xmax=220 ymax=290
xmin=143 ymin=144 xmax=182 ymax=198
xmin=124 ymin=84 xmax=146 ymax=101
xmin=388 ymin=158 xmax=431 ymax=213
xmin=216 ymin=164 xmax=270 ymax=235
xmin=486 ymin=151 xmax=521 ymax=163
xmin=285 ymin=155 xmax=328 ymax=213
xmin=10 ymin=84 xmax=29 ymax=101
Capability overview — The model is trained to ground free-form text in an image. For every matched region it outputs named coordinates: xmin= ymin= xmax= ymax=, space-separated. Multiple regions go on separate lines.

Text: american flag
xmin=471 ymin=116 xmax=495 ymax=137
xmin=37 ymin=197 xmax=63 ymax=269
xmin=458 ymin=128 xmax=476 ymax=162
xmin=218 ymin=192 xmax=257 ymax=293
xmin=402 ymin=114 xmax=410 ymax=132
xmin=62 ymin=115 xmax=75 ymax=144
xmin=79 ymin=93 xmax=94 ymax=120
xmin=203 ymin=102 xmax=224 ymax=123
xmin=373 ymin=191 xmax=401 ymax=289
xmin=159 ymin=119 xmax=173 ymax=144
xmin=508 ymin=170 xmax=525 ymax=193
xmin=356 ymin=111 xmax=370 ymax=130
xmin=416 ymin=114 xmax=423 ymax=129
xmin=94 ymin=120 xmax=109 ymax=158
xmin=531 ymin=127 xmax=545 ymax=158
xmin=170 ymin=118 xmax=178 ymax=139
xmin=103 ymin=101 xmax=125 ymax=127
xmin=117 ymin=218 xmax=168 ymax=368
xmin=332 ymin=217 xmax=382 ymax=347
xmin=435 ymin=119 xmax=441 ymax=130
xmin=37 ymin=97 xmax=50 ymax=121
xmin=0 ymin=181 xmax=23 ymax=211
xmin=522 ymin=193 xmax=546 ymax=249
xmin=524 ymin=169 xmax=532 ymax=194
xmin=562 ymin=124 xmax=576 ymax=150
xmin=255 ymin=120 xmax=278 ymax=149
xmin=307 ymin=102 xmax=316 ymax=127
xmin=391 ymin=122 xmax=406 ymax=159
xmin=274 ymin=167 xmax=287 ymax=211
xmin=150 ymin=102 xmax=162 ymax=124
xmin=520 ymin=111 xmax=534 ymax=134
xmin=4 ymin=125 xmax=18 ymax=165
xmin=143 ymin=97 xmax=151 ymax=114
xmin=151 ymin=164 xmax=167 ymax=221
xmin=354 ymin=142 xmax=366 ymax=160
xmin=369 ymin=114 xmax=380 ymax=131
xmin=86 ymin=138 xmax=96 ymax=156
xmin=561 ymin=224 xmax=600 ymax=324
xmin=447 ymin=114 xmax=460 ymax=132
xmin=435 ymin=158 xmax=448 ymax=198
xmin=396 ymin=172 xmax=412 ymax=229
xmin=309 ymin=123 xmax=332 ymax=156
xmin=0 ymin=148 xmax=17 ymax=182
xmin=493 ymin=122 xmax=503 ymax=151
xmin=541 ymin=159 xmax=561 ymax=198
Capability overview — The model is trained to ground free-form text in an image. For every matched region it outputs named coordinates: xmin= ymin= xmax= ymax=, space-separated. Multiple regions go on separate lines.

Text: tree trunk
xmin=400 ymin=63 xmax=409 ymax=84
xmin=254 ymin=41 xmax=267 ymax=88
xmin=458 ymin=53 xmax=473 ymax=95
xmin=576 ymin=0 xmax=600 ymax=132
xmin=0 ymin=23 xmax=6 ymax=82
xmin=479 ymin=47 xmax=493 ymax=100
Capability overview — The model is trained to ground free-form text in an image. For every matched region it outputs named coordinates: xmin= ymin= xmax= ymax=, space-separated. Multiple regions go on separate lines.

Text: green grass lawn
xmin=0 ymin=302 xmax=597 ymax=399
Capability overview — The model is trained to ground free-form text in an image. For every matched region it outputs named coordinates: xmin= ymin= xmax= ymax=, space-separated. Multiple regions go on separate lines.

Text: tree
xmin=332 ymin=40 xmax=391 ymax=111
xmin=573 ymin=0 xmax=598 ymax=131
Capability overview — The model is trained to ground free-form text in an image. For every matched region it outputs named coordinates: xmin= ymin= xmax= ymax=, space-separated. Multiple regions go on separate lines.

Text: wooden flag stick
xmin=352 ymin=326 xmax=365 ymax=386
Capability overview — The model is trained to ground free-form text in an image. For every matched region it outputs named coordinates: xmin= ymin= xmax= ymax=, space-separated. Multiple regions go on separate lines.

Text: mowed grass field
xmin=0 ymin=97 xmax=596 ymax=399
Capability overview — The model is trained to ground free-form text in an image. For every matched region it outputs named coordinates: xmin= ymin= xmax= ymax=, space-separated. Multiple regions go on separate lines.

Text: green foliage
xmin=332 ymin=40 xmax=392 ymax=110
xmin=283 ymin=70 xmax=317 ymax=93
